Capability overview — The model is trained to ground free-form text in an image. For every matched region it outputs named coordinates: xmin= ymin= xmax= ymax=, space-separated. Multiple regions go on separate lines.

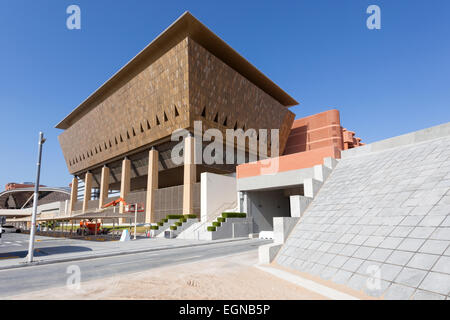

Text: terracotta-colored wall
xmin=284 ymin=109 xmax=343 ymax=155
xmin=237 ymin=145 xmax=341 ymax=179
xmin=236 ymin=109 xmax=364 ymax=179
xmin=284 ymin=109 xmax=364 ymax=155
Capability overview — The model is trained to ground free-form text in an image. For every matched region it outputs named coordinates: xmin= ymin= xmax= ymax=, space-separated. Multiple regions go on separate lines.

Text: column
xmin=119 ymin=158 xmax=131 ymax=224
xmin=82 ymin=172 xmax=92 ymax=213
xmin=99 ymin=165 xmax=110 ymax=209
xmin=145 ymin=148 xmax=159 ymax=224
xmin=69 ymin=176 xmax=78 ymax=215
xmin=183 ymin=135 xmax=196 ymax=215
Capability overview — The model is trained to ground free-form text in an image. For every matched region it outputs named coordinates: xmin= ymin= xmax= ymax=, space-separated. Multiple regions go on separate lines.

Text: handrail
xmin=190 ymin=200 xmax=237 ymax=235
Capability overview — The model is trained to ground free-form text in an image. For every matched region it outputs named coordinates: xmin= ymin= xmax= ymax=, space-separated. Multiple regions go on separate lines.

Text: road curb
xmin=0 ymin=237 xmax=251 ymax=271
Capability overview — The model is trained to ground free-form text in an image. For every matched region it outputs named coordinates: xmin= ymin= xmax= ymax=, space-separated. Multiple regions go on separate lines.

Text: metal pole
xmin=134 ymin=204 xmax=137 ymax=240
xmin=27 ymin=132 xmax=45 ymax=263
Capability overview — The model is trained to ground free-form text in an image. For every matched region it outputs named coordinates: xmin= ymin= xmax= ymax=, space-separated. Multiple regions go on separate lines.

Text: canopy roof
xmin=56 ymin=11 xmax=298 ymax=130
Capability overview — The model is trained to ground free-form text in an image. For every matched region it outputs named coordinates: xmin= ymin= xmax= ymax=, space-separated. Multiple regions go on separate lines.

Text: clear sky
xmin=0 ymin=0 xmax=449 ymax=189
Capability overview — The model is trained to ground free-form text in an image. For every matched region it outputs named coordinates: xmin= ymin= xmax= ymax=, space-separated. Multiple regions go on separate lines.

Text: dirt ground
xmin=10 ymin=251 xmax=328 ymax=300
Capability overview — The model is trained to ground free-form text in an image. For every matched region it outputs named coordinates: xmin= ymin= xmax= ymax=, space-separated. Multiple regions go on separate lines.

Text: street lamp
xmin=26 ymin=132 xmax=46 ymax=263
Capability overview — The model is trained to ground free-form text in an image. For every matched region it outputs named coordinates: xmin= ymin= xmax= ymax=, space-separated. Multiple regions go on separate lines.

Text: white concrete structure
xmin=276 ymin=122 xmax=450 ymax=300
xmin=200 ymin=172 xmax=237 ymax=223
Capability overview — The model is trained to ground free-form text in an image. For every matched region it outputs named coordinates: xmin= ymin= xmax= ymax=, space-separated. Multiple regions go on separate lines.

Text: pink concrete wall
xmin=236 ymin=145 xmax=341 ymax=179
xmin=236 ymin=109 xmax=363 ymax=179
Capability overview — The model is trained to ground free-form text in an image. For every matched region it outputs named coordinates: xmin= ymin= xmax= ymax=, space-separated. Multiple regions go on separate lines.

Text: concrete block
xmin=379 ymin=264 xmax=402 ymax=282
xmin=431 ymin=255 xmax=450 ymax=274
xmin=331 ymin=269 xmax=353 ymax=285
xmin=409 ymin=227 xmax=436 ymax=239
xmin=394 ymin=267 xmax=428 ymax=288
xmin=412 ymin=290 xmax=446 ymax=300
xmin=418 ymin=272 xmax=450 ymax=296
xmin=323 ymin=157 xmax=339 ymax=170
xmin=259 ymin=243 xmax=282 ymax=264
xmin=379 ymin=237 xmax=403 ymax=250
xmin=407 ymin=253 xmax=439 ymax=270
xmin=418 ymin=239 xmax=449 ymax=255
xmin=273 ymin=217 xmax=300 ymax=244
xmin=385 ymin=250 xmax=414 ymax=266
xmin=353 ymin=246 xmax=375 ymax=259
xmin=232 ymin=222 xmax=251 ymax=238
xmin=397 ymin=238 xmax=425 ymax=252
xmin=368 ymin=248 xmax=393 ymax=263
xmin=313 ymin=164 xmax=332 ymax=182
xmin=289 ymin=196 xmax=312 ymax=218
xmin=328 ymin=255 xmax=349 ymax=269
xmin=384 ymin=283 xmax=415 ymax=300
xmin=319 ymin=266 xmax=338 ymax=280
xmin=347 ymin=273 xmax=368 ymax=291
xmin=303 ymin=178 xmax=322 ymax=198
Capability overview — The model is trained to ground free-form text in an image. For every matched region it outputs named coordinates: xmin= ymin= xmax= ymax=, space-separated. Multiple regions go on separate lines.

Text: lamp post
xmin=26 ymin=132 xmax=46 ymax=263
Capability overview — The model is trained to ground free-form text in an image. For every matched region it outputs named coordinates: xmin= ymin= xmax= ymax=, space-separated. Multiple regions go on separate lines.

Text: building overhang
xmin=55 ymin=11 xmax=298 ymax=130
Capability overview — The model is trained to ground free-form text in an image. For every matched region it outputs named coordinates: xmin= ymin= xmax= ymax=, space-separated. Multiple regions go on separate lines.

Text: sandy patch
xmin=10 ymin=251 xmax=327 ymax=300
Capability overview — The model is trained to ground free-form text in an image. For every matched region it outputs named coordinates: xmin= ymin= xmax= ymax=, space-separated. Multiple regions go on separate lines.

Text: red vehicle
xmin=76 ymin=220 xmax=109 ymax=236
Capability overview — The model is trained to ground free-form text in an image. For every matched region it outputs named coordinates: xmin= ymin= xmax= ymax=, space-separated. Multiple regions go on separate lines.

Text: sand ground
xmin=9 ymin=250 xmax=328 ymax=300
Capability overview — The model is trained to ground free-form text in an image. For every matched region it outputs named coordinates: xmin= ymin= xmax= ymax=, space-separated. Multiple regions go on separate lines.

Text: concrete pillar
xmin=99 ymin=166 xmax=110 ymax=209
xmin=145 ymin=148 xmax=159 ymax=224
xmin=69 ymin=176 xmax=78 ymax=215
xmin=82 ymin=172 xmax=92 ymax=213
xmin=289 ymin=195 xmax=312 ymax=217
xmin=183 ymin=135 xmax=196 ymax=215
xmin=119 ymin=158 xmax=131 ymax=224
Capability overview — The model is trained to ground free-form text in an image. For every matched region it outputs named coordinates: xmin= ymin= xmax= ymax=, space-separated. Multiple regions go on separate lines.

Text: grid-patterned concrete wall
xmin=276 ymin=135 xmax=450 ymax=299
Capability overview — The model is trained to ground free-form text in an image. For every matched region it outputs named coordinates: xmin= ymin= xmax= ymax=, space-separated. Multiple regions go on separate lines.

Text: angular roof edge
xmin=55 ymin=11 xmax=299 ymax=130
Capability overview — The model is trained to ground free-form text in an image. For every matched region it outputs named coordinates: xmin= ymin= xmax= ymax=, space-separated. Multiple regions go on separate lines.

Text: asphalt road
xmin=0 ymin=237 xmax=269 ymax=298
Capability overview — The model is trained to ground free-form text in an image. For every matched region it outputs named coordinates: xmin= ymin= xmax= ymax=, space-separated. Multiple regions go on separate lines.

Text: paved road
xmin=0 ymin=237 xmax=268 ymax=298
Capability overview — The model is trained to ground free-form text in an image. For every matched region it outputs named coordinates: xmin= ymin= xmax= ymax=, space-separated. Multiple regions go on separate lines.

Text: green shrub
xmin=179 ymin=217 xmax=187 ymax=223
xmin=217 ymin=217 xmax=225 ymax=223
xmin=222 ymin=212 xmax=246 ymax=218
xmin=175 ymin=222 xmax=182 ymax=227
xmin=163 ymin=218 xmax=168 ymax=223
xmin=158 ymin=222 xmax=163 ymax=226
xmin=212 ymin=222 xmax=221 ymax=227
xmin=167 ymin=214 xmax=184 ymax=219
xmin=185 ymin=214 xmax=197 ymax=219
xmin=207 ymin=226 xmax=216 ymax=232
xmin=150 ymin=225 xmax=159 ymax=230
xmin=170 ymin=226 xmax=177 ymax=230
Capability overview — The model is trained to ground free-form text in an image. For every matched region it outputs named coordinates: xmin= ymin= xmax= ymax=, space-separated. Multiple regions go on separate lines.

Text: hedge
xmin=167 ymin=214 xmax=184 ymax=219
xmin=170 ymin=226 xmax=177 ymax=230
xmin=179 ymin=217 xmax=187 ymax=223
xmin=150 ymin=225 xmax=159 ymax=230
xmin=175 ymin=222 xmax=182 ymax=227
xmin=222 ymin=212 xmax=246 ymax=218
xmin=207 ymin=226 xmax=216 ymax=232
xmin=217 ymin=217 xmax=226 ymax=223
xmin=212 ymin=222 xmax=221 ymax=227
xmin=185 ymin=214 xmax=197 ymax=219
xmin=163 ymin=218 xmax=168 ymax=223
xmin=157 ymin=222 xmax=164 ymax=226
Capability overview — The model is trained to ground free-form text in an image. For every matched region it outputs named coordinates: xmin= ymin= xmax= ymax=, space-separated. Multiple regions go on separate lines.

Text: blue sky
xmin=0 ymin=0 xmax=449 ymax=189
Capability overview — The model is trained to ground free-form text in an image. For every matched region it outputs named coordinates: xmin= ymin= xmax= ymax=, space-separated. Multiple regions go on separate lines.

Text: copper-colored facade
xmin=56 ymin=12 xmax=298 ymax=219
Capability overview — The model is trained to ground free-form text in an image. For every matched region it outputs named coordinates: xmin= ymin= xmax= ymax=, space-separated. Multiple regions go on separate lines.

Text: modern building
xmin=56 ymin=12 xmax=298 ymax=224
xmin=0 ymin=185 xmax=70 ymax=226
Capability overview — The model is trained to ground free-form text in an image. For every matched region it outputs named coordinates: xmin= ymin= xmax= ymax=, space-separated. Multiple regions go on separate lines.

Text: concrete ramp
xmin=276 ymin=123 xmax=450 ymax=299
